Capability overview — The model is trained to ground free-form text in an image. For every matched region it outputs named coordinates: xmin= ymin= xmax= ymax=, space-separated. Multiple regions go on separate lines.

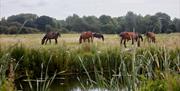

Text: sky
xmin=0 ymin=0 xmax=180 ymax=20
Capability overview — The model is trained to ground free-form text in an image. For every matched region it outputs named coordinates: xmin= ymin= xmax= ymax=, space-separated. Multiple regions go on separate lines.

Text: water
xmin=15 ymin=76 xmax=110 ymax=91
xmin=15 ymin=75 xmax=129 ymax=91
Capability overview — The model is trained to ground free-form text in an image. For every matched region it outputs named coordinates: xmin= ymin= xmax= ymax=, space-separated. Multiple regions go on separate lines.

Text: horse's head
xmin=57 ymin=32 xmax=61 ymax=37
xmin=144 ymin=32 xmax=148 ymax=36
xmin=92 ymin=32 xmax=96 ymax=35
xmin=41 ymin=37 xmax=46 ymax=45
xmin=119 ymin=32 xmax=125 ymax=37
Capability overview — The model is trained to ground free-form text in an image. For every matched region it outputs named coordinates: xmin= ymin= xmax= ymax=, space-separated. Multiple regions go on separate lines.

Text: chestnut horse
xmin=93 ymin=32 xmax=104 ymax=41
xmin=119 ymin=32 xmax=143 ymax=48
xmin=79 ymin=31 xmax=93 ymax=44
xmin=145 ymin=32 xmax=156 ymax=43
xmin=42 ymin=31 xmax=61 ymax=45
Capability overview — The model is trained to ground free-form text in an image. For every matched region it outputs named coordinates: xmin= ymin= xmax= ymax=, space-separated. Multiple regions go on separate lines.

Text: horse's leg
xmin=120 ymin=38 xmax=123 ymax=44
xmin=91 ymin=36 xmax=93 ymax=43
xmin=49 ymin=39 xmax=51 ymax=44
xmin=153 ymin=37 xmax=156 ymax=43
xmin=79 ymin=37 xmax=82 ymax=44
xmin=55 ymin=38 xmax=58 ymax=44
xmin=132 ymin=38 xmax=134 ymax=45
xmin=137 ymin=38 xmax=140 ymax=47
xmin=88 ymin=38 xmax=90 ymax=43
xmin=83 ymin=39 xmax=85 ymax=43
xmin=124 ymin=39 xmax=127 ymax=48
xmin=45 ymin=39 xmax=48 ymax=44
xmin=147 ymin=37 xmax=150 ymax=43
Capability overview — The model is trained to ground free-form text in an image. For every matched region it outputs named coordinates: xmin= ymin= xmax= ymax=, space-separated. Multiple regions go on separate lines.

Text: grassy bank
xmin=0 ymin=33 xmax=180 ymax=90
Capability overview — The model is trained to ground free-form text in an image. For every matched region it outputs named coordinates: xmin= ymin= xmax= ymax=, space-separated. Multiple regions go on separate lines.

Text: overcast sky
xmin=0 ymin=0 xmax=180 ymax=20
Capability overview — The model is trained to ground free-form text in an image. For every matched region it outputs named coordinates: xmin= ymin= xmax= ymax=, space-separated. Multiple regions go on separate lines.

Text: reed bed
xmin=0 ymin=33 xmax=180 ymax=91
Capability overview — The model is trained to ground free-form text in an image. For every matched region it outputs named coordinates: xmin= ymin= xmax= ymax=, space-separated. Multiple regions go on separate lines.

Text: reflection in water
xmin=16 ymin=75 xmax=127 ymax=91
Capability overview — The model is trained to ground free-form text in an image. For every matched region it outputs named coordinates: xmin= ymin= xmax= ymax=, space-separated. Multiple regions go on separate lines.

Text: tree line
xmin=0 ymin=11 xmax=180 ymax=34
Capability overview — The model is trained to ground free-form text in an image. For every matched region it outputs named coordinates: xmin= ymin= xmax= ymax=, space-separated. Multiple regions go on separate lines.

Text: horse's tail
xmin=79 ymin=35 xmax=82 ymax=44
xmin=41 ymin=36 xmax=47 ymax=45
xmin=101 ymin=35 xmax=104 ymax=41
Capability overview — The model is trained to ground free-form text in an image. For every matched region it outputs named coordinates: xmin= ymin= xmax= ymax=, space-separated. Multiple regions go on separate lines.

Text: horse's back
xmin=45 ymin=31 xmax=59 ymax=39
xmin=93 ymin=33 xmax=103 ymax=38
xmin=147 ymin=32 xmax=155 ymax=37
xmin=81 ymin=31 xmax=93 ymax=38
xmin=120 ymin=32 xmax=136 ymax=40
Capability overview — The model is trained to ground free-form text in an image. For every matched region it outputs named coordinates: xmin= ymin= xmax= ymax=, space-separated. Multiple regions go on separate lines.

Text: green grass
xmin=0 ymin=33 xmax=180 ymax=90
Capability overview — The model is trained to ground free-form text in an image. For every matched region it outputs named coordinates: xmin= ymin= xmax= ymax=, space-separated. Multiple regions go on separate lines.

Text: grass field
xmin=0 ymin=33 xmax=180 ymax=91
xmin=0 ymin=33 xmax=180 ymax=49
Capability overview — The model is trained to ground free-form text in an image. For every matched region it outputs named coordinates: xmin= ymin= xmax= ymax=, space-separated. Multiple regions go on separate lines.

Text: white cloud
xmin=0 ymin=0 xmax=179 ymax=19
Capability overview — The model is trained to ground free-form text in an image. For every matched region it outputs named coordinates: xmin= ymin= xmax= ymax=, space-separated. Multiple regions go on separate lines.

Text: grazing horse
xmin=145 ymin=32 xmax=156 ymax=43
xmin=119 ymin=32 xmax=143 ymax=48
xmin=42 ymin=31 xmax=61 ymax=45
xmin=93 ymin=32 xmax=104 ymax=41
xmin=79 ymin=31 xmax=93 ymax=44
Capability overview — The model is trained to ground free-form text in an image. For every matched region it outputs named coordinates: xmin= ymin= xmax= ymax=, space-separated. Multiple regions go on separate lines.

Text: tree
xmin=7 ymin=26 xmax=18 ymax=34
xmin=155 ymin=12 xmax=171 ymax=33
xmin=173 ymin=18 xmax=180 ymax=32
xmin=7 ymin=13 xmax=38 ymax=24
xmin=99 ymin=15 xmax=112 ymax=25
xmin=99 ymin=15 xmax=117 ymax=33
xmin=124 ymin=11 xmax=137 ymax=31
xmin=143 ymin=15 xmax=160 ymax=33
xmin=35 ymin=16 xmax=54 ymax=31
xmin=0 ymin=12 xmax=179 ymax=34
xmin=83 ymin=16 xmax=101 ymax=32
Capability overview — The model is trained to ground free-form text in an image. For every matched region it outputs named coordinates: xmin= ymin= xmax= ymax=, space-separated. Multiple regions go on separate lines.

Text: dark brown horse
xmin=42 ymin=31 xmax=61 ymax=45
xmin=119 ymin=32 xmax=143 ymax=48
xmin=79 ymin=31 xmax=93 ymax=44
xmin=93 ymin=32 xmax=104 ymax=41
xmin=145 ymin=32 xmax=156 ymax=43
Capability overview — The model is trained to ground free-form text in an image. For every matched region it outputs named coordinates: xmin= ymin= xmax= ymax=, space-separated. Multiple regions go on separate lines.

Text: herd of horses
xmin=41 ymin=31 xmax=156 ymax=48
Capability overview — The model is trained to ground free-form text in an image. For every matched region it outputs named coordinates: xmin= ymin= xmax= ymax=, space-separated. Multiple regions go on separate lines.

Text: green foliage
xmin=35 ymin=16 xmax=55 ymax=31
xmin=1 ymin=12 xmax=179 ymax=34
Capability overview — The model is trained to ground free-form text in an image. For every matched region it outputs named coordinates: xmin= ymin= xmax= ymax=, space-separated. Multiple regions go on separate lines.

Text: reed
xmin=0 ymin=33 xmax=180 ymax=90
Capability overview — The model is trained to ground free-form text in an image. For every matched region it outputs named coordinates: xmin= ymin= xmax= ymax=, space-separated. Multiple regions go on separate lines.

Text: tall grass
xmin=0 ymin=41 xmax=180 ymax=90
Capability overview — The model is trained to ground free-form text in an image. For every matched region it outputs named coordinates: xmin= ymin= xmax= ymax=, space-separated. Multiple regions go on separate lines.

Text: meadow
xmin=0 ymin=33 xmax=180 ymax=91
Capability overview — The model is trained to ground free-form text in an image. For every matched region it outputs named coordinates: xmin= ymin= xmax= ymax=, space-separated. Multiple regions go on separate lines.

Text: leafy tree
xmin=7 ymin=26 xmax=18 ymax=34
xmin=83 ymin=16 xmax=101 ymax=32
xmin=173 ymin=18 xmax=180 ymax=32
xmin=99 ymin=15 xmax=118 ymax=33
xmin=155 ymin=12 xmax=171 ymax=33
xmin=7 ymin=13 xmax=38 ymax=24
xmin=124 ymin=11 xmax=137 ymax=31
xmin=0 ymin=12 xmax=179 ymax=34
xmin=35 ymin=16 xmax=54 ymax=31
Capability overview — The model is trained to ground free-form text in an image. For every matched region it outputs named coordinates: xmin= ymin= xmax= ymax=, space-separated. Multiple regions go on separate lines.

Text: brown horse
xmin=92 ymin=32 xmax=104 ymax=41
xmin=79 ymin=31 xmax=93 ymax=44
xmin=42 ymin=31 xmax=61 ymax=45
xmin=119 ymin=32 xmax=143 ymax=48
xmin=145 ymin=32 xmax=156 ymax=43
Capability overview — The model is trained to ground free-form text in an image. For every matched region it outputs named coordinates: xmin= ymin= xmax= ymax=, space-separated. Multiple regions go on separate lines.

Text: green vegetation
xmin=0 ymin=34 xmax=180 ymax=90
xmin=1 ymin=12 xmax=180 ymax=34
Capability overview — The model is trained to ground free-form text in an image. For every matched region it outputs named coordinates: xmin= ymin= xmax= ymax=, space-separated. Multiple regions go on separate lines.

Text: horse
xmin=79 ymin=31 xmax=93 ymax=44
xmin=41 ymin=31 xmax=61 ymax=45
xmin=92 ymin=32 xmax=104 ymax=41
xmin=145 ymin=32 xmax=156 ymax=43
xmin=119 ymin=32 xmax=143 ymax=48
